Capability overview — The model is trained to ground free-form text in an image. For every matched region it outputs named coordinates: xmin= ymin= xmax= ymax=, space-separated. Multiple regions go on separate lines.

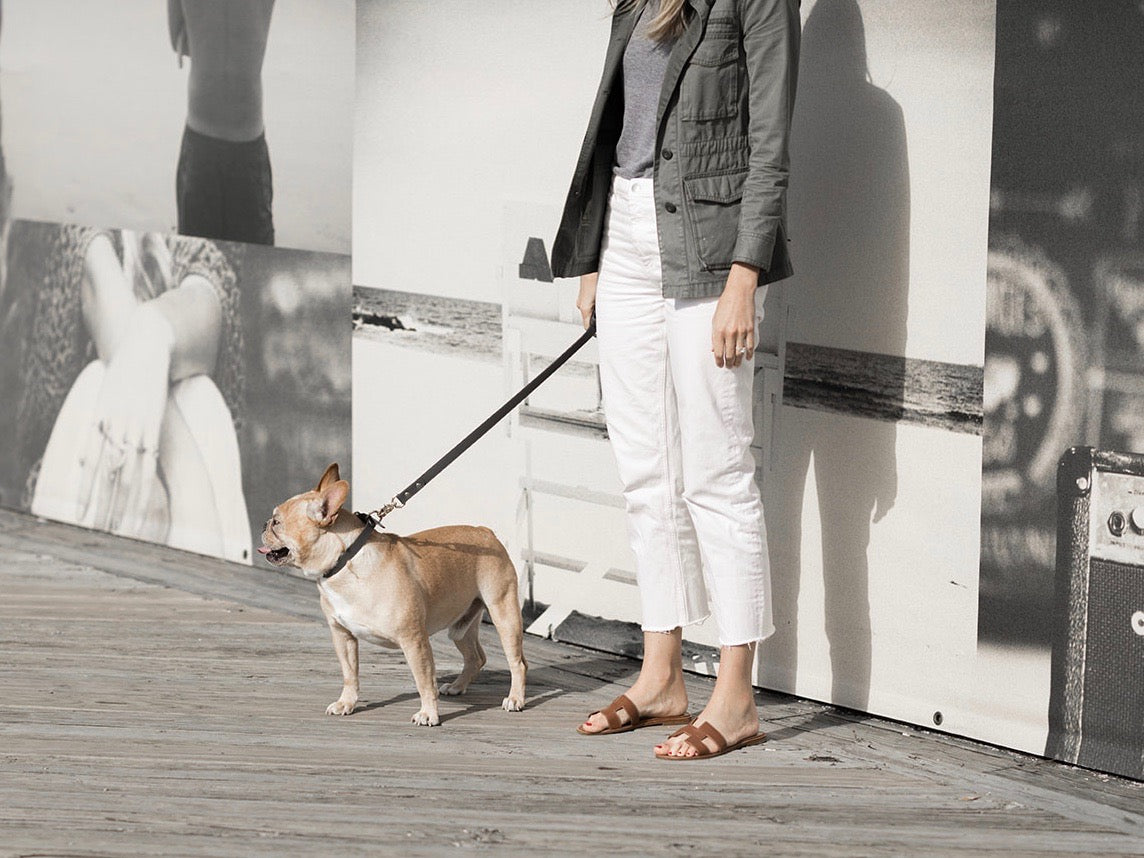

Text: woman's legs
xmin=664 ymin=292 xmax=773 ymax=647
xmin=583 ymin=177 xmax=771 ymax=747
xmin=656 ymin=292 xmax=772 ymax=756
xmin=594 ymin=177 xmax=709 ymax=634
xmin=581 ymin=176 xmax=705 ymax=732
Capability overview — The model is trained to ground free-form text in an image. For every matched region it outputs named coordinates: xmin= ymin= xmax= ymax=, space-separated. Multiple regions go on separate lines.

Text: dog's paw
xmin=411 ymin=708 xmax=440 ymax=727
xmin=439 ymin=679 xmax=468 ymax=697
xmin=501 ymin=695 xmax=524 ymax=712
xmin=325 ymin=699 xmax=357 ymax=716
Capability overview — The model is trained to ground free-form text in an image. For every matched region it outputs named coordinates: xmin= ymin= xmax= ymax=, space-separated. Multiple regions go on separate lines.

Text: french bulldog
xmin=259 ymin=464 xmax=527 ymax=726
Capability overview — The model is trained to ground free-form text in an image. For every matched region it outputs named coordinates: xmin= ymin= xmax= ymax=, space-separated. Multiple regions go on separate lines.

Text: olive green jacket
xmin=551 ymin=0 xmax=800 ymax=298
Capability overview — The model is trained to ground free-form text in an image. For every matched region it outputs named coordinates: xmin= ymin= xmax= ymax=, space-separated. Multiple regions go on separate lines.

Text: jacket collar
xmin=657 ymin=0 xmax=715 ymax=125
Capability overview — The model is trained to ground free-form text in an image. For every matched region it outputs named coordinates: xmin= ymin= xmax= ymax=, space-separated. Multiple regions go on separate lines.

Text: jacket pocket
xmin=679 ymin=35 xmax=739 ymax=121
xmin=683 ymin=170 xmax=746 ymax=271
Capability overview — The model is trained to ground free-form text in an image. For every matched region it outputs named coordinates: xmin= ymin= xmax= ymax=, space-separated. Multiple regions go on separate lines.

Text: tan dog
xmin=259 ymin=464 xmax=526 ymax=726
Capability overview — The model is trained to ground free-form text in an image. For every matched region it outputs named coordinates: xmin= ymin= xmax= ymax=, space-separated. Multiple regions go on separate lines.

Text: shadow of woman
xmin=760 ymin=0 xmax=910 ymax=712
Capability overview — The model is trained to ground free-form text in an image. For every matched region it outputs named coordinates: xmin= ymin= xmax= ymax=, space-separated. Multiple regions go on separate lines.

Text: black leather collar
xmin=320 ymin=512 xmax=381 ymax=580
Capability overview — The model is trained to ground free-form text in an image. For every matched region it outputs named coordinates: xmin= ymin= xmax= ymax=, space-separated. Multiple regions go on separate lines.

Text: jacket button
xmin=662 ymin=149 xmax=673 ymax=160
xmin=665 ymin=202 xmax=677 ymax=213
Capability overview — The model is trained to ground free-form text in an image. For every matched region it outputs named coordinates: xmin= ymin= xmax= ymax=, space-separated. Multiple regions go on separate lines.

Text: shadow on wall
xmin=760 ymin=0 xmax=911 ymax=711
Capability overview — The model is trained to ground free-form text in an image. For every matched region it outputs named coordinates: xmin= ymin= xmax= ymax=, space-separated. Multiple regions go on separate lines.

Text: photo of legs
xmin=0 ymin=0 xmax=350 ymax=254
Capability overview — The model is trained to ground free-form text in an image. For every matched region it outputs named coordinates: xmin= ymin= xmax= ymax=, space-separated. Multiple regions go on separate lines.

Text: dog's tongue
xmin=257 ymin=546 xmax=272 ymax=555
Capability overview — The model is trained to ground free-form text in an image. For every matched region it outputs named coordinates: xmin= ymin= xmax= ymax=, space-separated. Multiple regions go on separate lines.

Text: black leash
xmin=321 ymin=315 xmax=597 ymax=580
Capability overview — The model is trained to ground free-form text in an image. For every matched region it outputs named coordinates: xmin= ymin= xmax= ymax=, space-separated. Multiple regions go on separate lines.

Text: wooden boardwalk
xmin=1 ymin=509 xmax=1141 ymax=856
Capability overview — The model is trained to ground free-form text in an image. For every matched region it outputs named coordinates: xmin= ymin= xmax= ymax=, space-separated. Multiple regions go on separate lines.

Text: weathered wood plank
xmin=0 ymin=509 xmax=1141 ymax=857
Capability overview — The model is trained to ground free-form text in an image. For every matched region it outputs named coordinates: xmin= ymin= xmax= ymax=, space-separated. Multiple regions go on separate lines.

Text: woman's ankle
xmin=635 ymin=631 xmax=682 ymax=685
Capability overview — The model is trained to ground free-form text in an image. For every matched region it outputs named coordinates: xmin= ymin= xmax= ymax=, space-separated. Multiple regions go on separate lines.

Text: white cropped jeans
xmin=595 ymin=174 xmax=774 ymax=646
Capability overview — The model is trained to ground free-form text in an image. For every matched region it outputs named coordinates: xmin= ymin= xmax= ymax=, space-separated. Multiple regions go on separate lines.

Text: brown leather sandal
xmin=654 ymin=721 xmax=768 ymax=760
xmin=576 ymin=693 xmax=692 ymax=735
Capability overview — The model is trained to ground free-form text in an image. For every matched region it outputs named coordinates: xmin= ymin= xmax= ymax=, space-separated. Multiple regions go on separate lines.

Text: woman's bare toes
xmin=580 ymin=712 xmax=609 ymax=733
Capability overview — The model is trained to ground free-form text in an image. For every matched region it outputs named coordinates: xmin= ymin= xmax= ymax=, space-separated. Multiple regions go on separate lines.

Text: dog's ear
xmin=307 ymin=479 xmax=350 ymax=527
xmin=315 ymin=462 xmax=341 ymax=492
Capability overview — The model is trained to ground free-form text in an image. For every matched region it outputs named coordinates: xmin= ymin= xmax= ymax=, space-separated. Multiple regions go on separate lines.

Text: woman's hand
xmin=711 ymin=262 xmax=760 ymax=368
xmin=577 ymin=272 xmax=598 ymax=329
xmin=77 ymin=302 xmax=175 ymax=537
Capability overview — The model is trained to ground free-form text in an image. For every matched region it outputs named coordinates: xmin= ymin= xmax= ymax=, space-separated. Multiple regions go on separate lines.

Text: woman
xmin=550 ymin=0 xmax=800 ymax=759
xmin=14 ymin=224 xmax=250 ymax=563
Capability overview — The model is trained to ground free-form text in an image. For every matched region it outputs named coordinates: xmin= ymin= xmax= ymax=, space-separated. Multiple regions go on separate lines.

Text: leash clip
xmin=369 ymin=495 xmax=405 ymax=527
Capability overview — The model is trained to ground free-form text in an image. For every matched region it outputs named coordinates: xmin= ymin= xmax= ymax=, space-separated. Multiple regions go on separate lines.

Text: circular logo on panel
xmin=983 ymin=238 xmax=1090 ymax=515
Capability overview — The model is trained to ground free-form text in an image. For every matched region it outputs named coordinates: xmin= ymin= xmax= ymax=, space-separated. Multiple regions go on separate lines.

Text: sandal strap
xmin=598 ymin=693 xmax=640 ymax=730
xmin=692 ymin=721 xmax=728 ymax=753
xmin=673 ymin=725 xmax=709 ymax=756
xmin=670 ymin=722 xmax=728 ymax=757
xmin=612 ymin=694 xmax=640 ymax=727
xmin=674 ymin=724 xmax=702 ymax=742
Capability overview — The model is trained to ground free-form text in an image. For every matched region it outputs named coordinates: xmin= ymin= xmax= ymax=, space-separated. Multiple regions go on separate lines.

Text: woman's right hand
xmin=77 ymin=302 xmax=175 ymax=537
xmin=577 ymin=272 xmax=598 ymax=329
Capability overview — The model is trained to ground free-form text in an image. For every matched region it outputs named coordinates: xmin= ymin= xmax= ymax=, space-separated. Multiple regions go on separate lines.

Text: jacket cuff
xmin=732 ymin=221 xmax=780 ymax=272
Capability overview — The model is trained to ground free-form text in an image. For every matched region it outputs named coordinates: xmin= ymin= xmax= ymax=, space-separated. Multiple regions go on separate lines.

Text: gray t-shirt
xmin=614 ymin=2 xmax=678 ymax=180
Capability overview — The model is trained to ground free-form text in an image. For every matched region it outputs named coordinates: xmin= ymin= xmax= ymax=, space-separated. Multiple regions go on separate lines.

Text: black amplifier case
xmin=1046 ymin=447 xmax=1144 ymax=780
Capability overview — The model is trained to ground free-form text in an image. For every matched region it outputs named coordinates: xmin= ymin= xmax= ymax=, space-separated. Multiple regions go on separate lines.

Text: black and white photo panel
xmin=0 ymin=219 xmax=351 ymax=565
xmin=0 ymin=0 xmax=351 ymax=254
xmin=981 ymin=0 xmax=1144 ymax=780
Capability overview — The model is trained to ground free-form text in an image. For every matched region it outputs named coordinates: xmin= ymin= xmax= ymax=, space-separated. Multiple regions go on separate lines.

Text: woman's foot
xmin=579 ymin=629 xmax=689 ymax=734
xmin=654 ymin=642 xmax=762 ymax=758
xmin=579 ymin=675 xmax=690 ymax=733
xmin=653 ymin=692 xmax=760 ymax=758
